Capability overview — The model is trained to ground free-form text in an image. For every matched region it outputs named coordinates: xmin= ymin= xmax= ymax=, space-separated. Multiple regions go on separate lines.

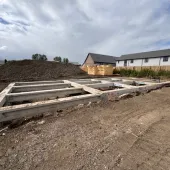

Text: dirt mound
xmin=0 ymin=60 xmax=86 ymax=82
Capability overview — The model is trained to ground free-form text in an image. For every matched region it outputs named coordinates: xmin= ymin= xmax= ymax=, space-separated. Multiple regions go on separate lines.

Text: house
xmin=116 ymin=49 xmax=170 ymax=67
xmin=83 ymin=53 xmax=117 ymax=66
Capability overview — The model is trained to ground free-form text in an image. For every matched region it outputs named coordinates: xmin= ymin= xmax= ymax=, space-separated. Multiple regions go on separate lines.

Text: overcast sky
xmin=0 ymin=0 xmax=170 ymax=63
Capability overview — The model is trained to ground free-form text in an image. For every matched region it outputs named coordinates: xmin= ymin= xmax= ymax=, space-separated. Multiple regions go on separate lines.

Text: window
xmin=130 ymin=59 xmax=134 ymax=63
xmin=163 ymin=56 xmax=168 ymax=62
xmin=144 ymin=58 xmax=149 ymax=63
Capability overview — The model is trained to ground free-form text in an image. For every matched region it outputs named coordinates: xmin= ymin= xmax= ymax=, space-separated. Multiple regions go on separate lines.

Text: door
xmin=124 ymin=60 xmax=127 ymax=66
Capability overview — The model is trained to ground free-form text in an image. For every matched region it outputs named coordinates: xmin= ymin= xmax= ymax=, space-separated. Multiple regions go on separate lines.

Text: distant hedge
xmin=113 ymin=68 xmax=170 ymax=78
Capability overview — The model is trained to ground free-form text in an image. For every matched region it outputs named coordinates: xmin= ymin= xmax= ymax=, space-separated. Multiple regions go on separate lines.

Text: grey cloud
xmin=0 ymin=0 xmax=170 ymax=63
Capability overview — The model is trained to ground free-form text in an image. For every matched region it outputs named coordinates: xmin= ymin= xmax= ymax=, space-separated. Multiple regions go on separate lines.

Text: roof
xmin=84 ymin=53 xmax=117 ymax=65
xmin=116 ymin=49 xmax=170 ymax=61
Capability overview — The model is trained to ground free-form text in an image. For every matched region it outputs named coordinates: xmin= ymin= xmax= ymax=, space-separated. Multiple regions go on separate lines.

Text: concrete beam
xmin=12 ymin=83 xmax=71 ymax=93
xmin=76 ymin=80 xmax=101 ymax=85
xmin=6 ymin=88 xmax=83 ymax=102
xmin=87 ymin=82 xmax=115 ymax=89
xmin=101 ymin=82 xmax=170 ymax=100
xmin=0 ymin=83 xmax=15 ymax=107
xmin=15 ymin=80 xmax=64 ymax=86
xmin=87 ymin=81 xmax=132 ymax=89
xmin=101 ymin=80 xmax=133 ymax=89
xmin=64 ymin=80 xmax=101 ymax=94
xmin=0 ymin=94 xmax=101 ymax=122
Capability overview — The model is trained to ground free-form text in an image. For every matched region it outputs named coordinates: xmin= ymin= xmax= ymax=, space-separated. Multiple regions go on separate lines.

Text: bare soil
xmin=0 ymin=60 xmax=87 ymax=82
xmin=1 ymin=88 xmax=170 ymax=170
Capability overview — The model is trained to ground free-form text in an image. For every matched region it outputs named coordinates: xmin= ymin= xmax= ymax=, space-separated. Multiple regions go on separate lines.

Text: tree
xmin=32 ymin=54 xmax=48 ymax=61
xmin=32 ymin=54 xmax=39 ymax=60
xmin=63 ymin=58 xmax=69 ymax=64
xmin=4 ymin=59 xmax=7 ymax=64
xmin=63 ymin=58 xmax=66 ymax=63
xmin=65 ymin=58 xmax=69 ymax=64
xmin=39 ymin=54 xmax=47 ymax=61
xmin=54 ymin=56 xmax=61 ymax=62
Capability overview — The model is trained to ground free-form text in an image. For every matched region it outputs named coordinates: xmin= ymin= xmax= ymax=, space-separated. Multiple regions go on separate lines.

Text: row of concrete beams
xmin=6 ymin=87 xmax=84 ymax=103
xmin=0 ymin=79 xmax=169 ymax=122
xmin=12 ymin=83 xmax=71 ymax=93
xmin=101 ymin=81 xmax=170 ymax=101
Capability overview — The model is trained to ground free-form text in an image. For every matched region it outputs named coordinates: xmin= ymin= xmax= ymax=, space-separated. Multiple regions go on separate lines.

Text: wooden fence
xmin=81 ymin=65 xmax=113 ymax=75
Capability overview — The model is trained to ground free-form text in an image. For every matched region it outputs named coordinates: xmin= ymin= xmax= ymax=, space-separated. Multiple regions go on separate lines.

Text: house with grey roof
xmin=116 ymin=49 xmax=170 ymax=67
xmin=83 ymin=53 xmax=117 ymax=66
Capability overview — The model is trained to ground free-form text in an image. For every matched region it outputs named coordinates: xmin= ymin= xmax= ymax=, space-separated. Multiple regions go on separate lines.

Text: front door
xmin=124 ymin=60 xmax=127 ymax=66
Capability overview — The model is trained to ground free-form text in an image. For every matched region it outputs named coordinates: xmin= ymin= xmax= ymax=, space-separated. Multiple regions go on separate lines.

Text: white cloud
xmin=0 ymin=0 xmax=170 ymax=62
xmin=0 ymin=45 xmax=7 ymax=51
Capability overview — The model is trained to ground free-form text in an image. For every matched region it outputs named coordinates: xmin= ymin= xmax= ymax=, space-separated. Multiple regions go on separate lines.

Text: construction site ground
xmin=1 ymin=87 xmax=170 ymax=170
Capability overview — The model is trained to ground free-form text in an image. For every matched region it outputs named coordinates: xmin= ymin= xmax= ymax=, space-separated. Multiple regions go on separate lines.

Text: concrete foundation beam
xmin=64 ymin=80 xmax=101 ymax=94
xmin=101 ymin=82 xmax=170 ymax=100
xmin=76 ymin=80 xmax=101 ymax=85
xmin=0 ymin=94 xmax=101 ymax=122
xmin=87 ymin=82 xmax=115 ymax=88
xmin=12 ymin=83 xmax=71 ymax=93
xmin=0 ymin=83 xmax=15 ymax=107
xmin=6 ymin=88 xmax=83 ymax=102
xmin=15 ymin=80 xmax=64 ymax=86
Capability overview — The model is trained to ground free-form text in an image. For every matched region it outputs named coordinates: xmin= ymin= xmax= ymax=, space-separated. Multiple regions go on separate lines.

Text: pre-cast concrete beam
xmin=6 ymin=88 xmax=83 ymax=102
xmin=64 ymin=80 xmax=101 ymax=94
xmin=101 ymin=82 xmax=170 ymax=100
xmin=12 ymin=83 xmax=71 ymax=93
xmin=15 ymin=80 xmax=64 ymax=86
xmin=87 ymin=82 xmax=133 ymax=89
xmin=87 ymin=82 xmax=115 ymax=88
xmin=0 ymin=94 xmax=101 ymax=122
xmin=0 ymin=83 xmax=15 ymax=107
xmin=76 ymin=80 xmax=101 ymax=85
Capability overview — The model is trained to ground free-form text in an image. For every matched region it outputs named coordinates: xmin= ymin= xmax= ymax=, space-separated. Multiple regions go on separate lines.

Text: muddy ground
xmin=1 ymin=87 xmax=170 ymax=170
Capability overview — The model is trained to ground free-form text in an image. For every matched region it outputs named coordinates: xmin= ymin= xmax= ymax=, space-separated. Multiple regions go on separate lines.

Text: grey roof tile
xmin=89 ymin=53 xmax=117 ymax=63
xmin=116 ymin=49 xmax=170 ymax=61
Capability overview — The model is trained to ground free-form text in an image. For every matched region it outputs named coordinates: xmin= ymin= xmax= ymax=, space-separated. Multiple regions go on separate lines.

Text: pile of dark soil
xmin=0 ymin=60 xmax=86 ymax=82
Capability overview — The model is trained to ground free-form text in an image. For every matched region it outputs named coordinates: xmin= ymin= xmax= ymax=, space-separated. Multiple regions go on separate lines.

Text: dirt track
xmin=1 ymin=88 xmax=170 ymax=170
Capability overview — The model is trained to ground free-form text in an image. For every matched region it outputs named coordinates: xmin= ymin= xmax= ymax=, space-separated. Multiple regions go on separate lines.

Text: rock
xmin=77 ymin=104 xmax=84 ymax=109
xmin=37 ymin=120 xmax=45 ymax=125
xmin=87 ymin=102 xmax=92 ymax=107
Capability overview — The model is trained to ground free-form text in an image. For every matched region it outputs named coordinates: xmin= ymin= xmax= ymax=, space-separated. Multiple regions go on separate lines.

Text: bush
xmin=113 ymin=68 xmax=170 ymax=78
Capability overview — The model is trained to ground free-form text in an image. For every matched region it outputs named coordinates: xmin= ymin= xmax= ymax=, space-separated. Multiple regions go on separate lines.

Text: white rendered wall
xmin=116 ymin=61 xmax=124 ymax=67
xmin=142 ymin=58 xmax=160 ymax=66
xmin=160 ymin=56 xmax=170 ymax=66
xmin=116 ymin=57 xmax=170 ymax=67
xmin=127 ymin=59 xmax=142 ymax=66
